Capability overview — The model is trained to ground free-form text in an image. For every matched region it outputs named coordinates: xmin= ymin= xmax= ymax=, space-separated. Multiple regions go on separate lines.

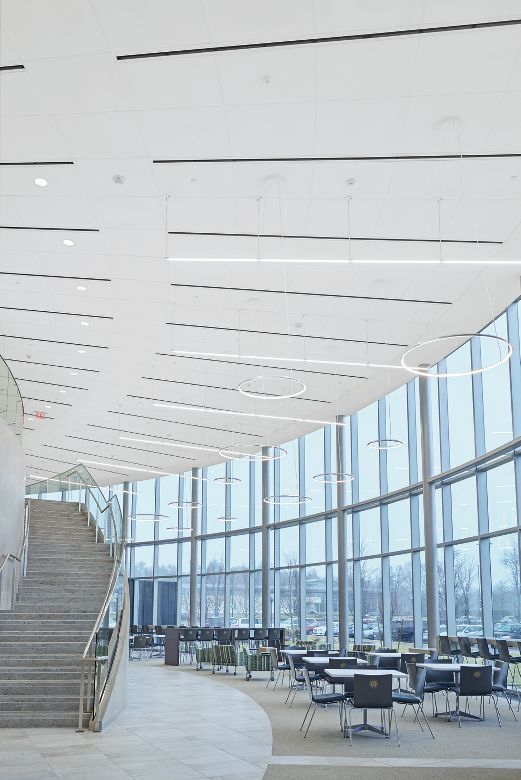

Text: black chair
xmin=493 ymin=660 xmax=518 ymax=722
xmin=496 ymin=640 xmax=521 ymax=689
xmin=392 ymin=665 xmax=435 ymax=739
xmin=438 ymin=635 xmax=459 ymax=661
xmin=130 ymin=635 xmax=150 ymax=660
xmin=300 ymin=668 xmax=347 ymax=738
xmin=329 ymin=657 xmax=358 ymax=668
xmin=345 ymin=673 xmax=400 ymax=746
xmin=400 ymin=652 xmax=424 ymax=674
xmin=199 ymin=628 xmax=215 ymax=642
xmin=476 ymin=637 xmax=498 ymax=663
xmin=217 ymin=628 xmax=233 ymax=644
xmin=253 ymin=628 xmax=269 ymax=642
xmin=179 ymin=628 xmax=198 ymax=663
xmin=129 ymin=624 xmax=138 ymax=636
xmin=450 ymin=664 xmax=500 ymax=727
xmin=235 ymin=628 xmax=251 ymax=642
xmin=285 ymin=654 xmax=321 ymax=707
xmin=458 ymin=636 xmax=480 ymax=662
xmin=424 ymin=660 xmax=457 ymax=718
xmin=273 ymin=649 xmax=291 ymax=691
xmin=376 ymin=655 xmax=401 ymax=671
xmin=378 ymin=648 xmax=395 ymax=653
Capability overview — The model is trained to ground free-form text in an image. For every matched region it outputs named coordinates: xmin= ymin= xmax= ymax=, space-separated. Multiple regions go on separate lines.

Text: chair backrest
xmin=253 ymin=628 xmax=269 ymax=640
xmin=458 ymin=636 xmax=473 ymax=656
xmin=413 ymin=667 xmax=428 ymax=700
xmin=438 ymin=635 xmax=450 ymax=655
xmin=217 ymin=628 xmax=233 ymax=644
xmin=476 ymin=637 xmax=493 ymax=660
xmin=401 ymin=652 xmax=424 ymax=673
xmin=378 ymin=648 xmax=394 ymax=653
xmin=180 ymin=628 xmax=198 ymax=642
xmin=287 ymin=654 xmax=301 ymax=679
xmin=376 ymin=655 xmax=401 ymax=670
xmin=133 ymin=636 xmax=147 ymax=649
xmin=496 ymin=640 xmax=511 ymax=663
xmin=235 ymin=628 xmax=250 ymax=641
xmin=130 ymin=624 xmax=138 ymax=635
xmin=305 ymin=650 xmax=324 ymax=656
xmin=141 ymin=625 xmax=151 ymax=634
xmin=328 ymin=657 xmax=357 ymax=668
xmin=353 ymin=674 xmax=393 ymax=709
xmin=493 ymin=660 xmax=508 ymax=689
xmin=302 ymin=667 xmax=314 ymax=701
xmin=459 ymin=664 xmax=492 ymax=697
xmin=406 ymin=661 xmax=419 ymax=691
xmin=199 ymin=628 xmax=215 ymax=642
xmin=154 ymin=625 xmax=163 ymax=635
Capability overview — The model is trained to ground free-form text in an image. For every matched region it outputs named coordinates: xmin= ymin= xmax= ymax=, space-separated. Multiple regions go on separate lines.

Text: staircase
xmin=0 ymin=499 xmax=113 ymax=727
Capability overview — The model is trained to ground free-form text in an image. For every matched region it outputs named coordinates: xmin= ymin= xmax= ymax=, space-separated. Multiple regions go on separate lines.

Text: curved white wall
xmin=0 ymin=418 xmax=26 ymax=607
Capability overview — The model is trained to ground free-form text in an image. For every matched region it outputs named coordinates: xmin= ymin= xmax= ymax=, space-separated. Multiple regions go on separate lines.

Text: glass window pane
xmin=279 ymin=524 xmax=299 ymax=566
xmin=158 ymin=475 xmax=181 ymax=540
xmin=278 ymin=439 xmax=300 ymax=521
xmin=229 ymin=459 xmax=250 ymax=528
xmin=203 ymin=574 xmax=225 ymax=626
xmin=304 ymin=428 xmax=325 ymax=514
xmin=205 ymin=537 xmax=225 ymax=573
xmin=279 ymin=568 xmax=300 ymax=638
xmin=357 ymin=402 xmax=380 ymax=499
xmin=133 ymin=545 xmax=154 ymax=577
xmin=254 ymin=532 xmax=262 ymax=569
xmin=229 ymin=572 xmax=250 ymax=626
xmin=305 ymin=520 xmax=325 ymax=563
xmin=180 ymin=542 xmax=191 ymax=576
xmin=305 ymin=565 xmax=326 ymax=637
xmin=133 ymin=479 xmax=156 ymax=542
xmin=156 ymin=578 xmax=177 ymax=625
xmin=454 ymin=542 xmax=482 ymax=633
xmin=481 ymin=316 xmax=513 ymax=452
xmin=446 ymin=344 xmax=475 ymax=467
xmin=206 ymin=464 xmax=227 ymax=534
xmin=360 ymin=559 xmax=383 ymax=642
xmin=157 ymin=543 xmax=177 ymax=576
xmin=487 ymin=461 xmax=517 ymax=534
xmin=230 ymin=534 xmax=250 ymax=571
xmin=490 ymin=534 xmax=521 ymax=633
xmin=390 ymin=554 xmax=413 ymax=646
xmin=386 ymin=385 xmax=410 ymax=492
xmin=358 ymin=507 xmax=380 ymax=557
xmin=388 ymin=498 xmax=411 ymax=553
xmin=451 ymin=477 xmax=478 ymax=540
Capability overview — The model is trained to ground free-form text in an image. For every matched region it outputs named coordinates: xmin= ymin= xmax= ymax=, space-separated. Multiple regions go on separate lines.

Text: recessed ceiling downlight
xmin=76 ymin=285 xmax=87 ymax=292
xmin=34 ymin=177 xmax=47 ymax=187
xmin=62 ymin=239 xmax=75 ymax=247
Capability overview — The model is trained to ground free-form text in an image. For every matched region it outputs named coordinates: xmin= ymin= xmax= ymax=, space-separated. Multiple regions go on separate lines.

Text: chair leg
xmin=392 ymin=708 xmax=400 ymax=747
xmin=285 ymin=684 xmax=293 ymax=705
xmin=505 ymin=691 xmax=518 ymax=722
xmin=347 ymin=707 xmax=353 ymax=746
xmin=300 ymin=701 xmax=313 ymax=732
xmin=413 ymin=705 xmax=424 ymax=732
xmin=420 ymin=703 xmax=435 ymax=739
xmin=303 ymin=703 xmax=317 ymax=738
xmin=493 ymin=695 xmax=502 ymax=728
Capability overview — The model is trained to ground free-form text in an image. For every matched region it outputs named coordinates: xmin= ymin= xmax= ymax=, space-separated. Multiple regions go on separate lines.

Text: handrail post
xmin=93 ymin=659 xmax=103 ymax=732
xmin=77 ymin=661 xmax=86 ymax=732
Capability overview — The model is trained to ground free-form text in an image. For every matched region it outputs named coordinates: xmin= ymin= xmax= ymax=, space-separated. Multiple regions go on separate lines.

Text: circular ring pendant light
xmin=130 ymin=513 xmax=168 ymax=523
xmin=237 ymin=375 xmax=306 ymax=400
xmin=263 ymin=494 xmax=312 ymax=506
xmin=214 ymin=476 xmax=242 ymax=485
xmin=367 ymin=439 xmax=404 ymax=450
xmin=168 ymin=500 xmax=202 ymax=509
xmin=313 ymin=472 xmax=355 ymax=484
xmin=216 ymin=516 xmax=237 ymax=523
xmin=219 ymin=444 xmax=286 ymax=462
xmin=400 ymin=333 xmax=512 ymax=378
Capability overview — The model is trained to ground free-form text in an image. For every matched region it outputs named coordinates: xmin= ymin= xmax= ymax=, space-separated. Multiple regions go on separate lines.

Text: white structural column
xmin=418 ymin=371 xmax=440 ymax=647
xmin=189 ymin=470 xmax=198 ymax=626
xmin=336 ymin=416 xmax=349 ymax=651
xmin=261 ymin=449 xmax=270 ymax=626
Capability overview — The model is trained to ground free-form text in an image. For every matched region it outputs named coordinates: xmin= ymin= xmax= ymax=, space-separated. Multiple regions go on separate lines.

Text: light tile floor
xmin=0 ymin=660 xmax=271 ymax=780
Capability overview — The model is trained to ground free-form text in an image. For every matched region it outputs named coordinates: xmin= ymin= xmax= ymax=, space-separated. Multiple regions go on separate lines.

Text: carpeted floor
xmin=178 ymin=664 xmax=521 ymax=778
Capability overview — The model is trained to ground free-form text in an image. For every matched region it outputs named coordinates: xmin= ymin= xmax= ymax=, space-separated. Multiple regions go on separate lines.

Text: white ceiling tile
xmin=54 ymin=112 xmax=146 ymax=158
xmin=0 ymin=115 xmax=71 ymax=160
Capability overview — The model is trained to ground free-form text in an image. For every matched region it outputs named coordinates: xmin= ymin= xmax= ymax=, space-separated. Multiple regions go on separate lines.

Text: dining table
xmin=416 ymin=662 xmax=488 ymax=721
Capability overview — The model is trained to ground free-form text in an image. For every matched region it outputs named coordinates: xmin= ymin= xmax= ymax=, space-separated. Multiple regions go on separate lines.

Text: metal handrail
xmin=0 ymin=502 xmax=30 ymax=609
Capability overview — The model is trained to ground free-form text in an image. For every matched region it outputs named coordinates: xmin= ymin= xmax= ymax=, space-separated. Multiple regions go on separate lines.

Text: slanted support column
xmin=419 ymin=371 xmax=440 ymax=648
xmin=262 ymin=449 xmax=270 ymax=627
xmin=336 ymin=417 xmax=349 ymax=652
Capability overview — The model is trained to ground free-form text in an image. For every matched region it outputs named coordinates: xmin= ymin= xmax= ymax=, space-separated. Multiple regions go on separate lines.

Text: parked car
xmin=312 ymin=623 xmax=327 ymax=636
xmin=495 ymin=622 xmax=521 ymax=639
xmin=456 ymin=624 xmax=483 ymax=637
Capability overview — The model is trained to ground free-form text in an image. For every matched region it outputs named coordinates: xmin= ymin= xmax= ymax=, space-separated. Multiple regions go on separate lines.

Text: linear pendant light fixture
xmin=168 ymin=349 xmax=403 ymax=371
xmin=151 ymin=401 xmax=350 ymax=427
xmin=167 ymin=256 xmax=521 ymax=266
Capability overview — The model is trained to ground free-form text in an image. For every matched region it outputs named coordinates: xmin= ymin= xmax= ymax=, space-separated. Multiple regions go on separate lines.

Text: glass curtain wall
xmin=127 ymin=299 xmax=521 ymax=643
